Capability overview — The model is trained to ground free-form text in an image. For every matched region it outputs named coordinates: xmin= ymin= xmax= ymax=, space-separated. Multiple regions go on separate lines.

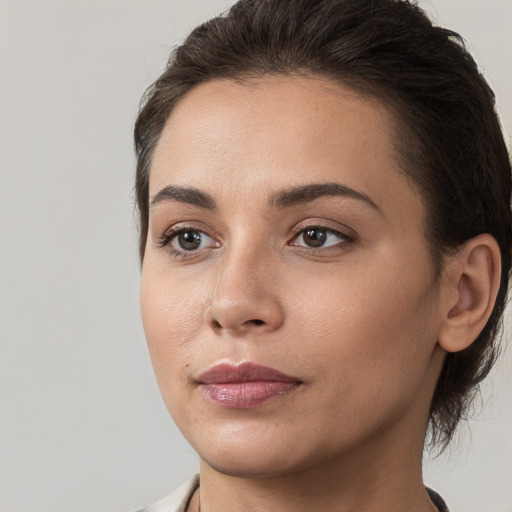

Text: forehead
xmin=149 ymin=75 xmax=423 ymax=220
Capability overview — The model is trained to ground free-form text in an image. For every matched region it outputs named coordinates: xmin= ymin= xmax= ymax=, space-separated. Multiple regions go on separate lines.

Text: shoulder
xmin=135 ymin=475 xmax=199 ymax=512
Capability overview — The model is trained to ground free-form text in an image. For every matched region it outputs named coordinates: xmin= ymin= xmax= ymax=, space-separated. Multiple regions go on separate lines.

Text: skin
xmin=140 ymin=75 xmax=466 ymax=512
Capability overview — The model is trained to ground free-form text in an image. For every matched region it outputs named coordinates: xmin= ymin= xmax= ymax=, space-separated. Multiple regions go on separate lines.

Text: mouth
xmin=197 ymin=362 xmax=303 ymax=409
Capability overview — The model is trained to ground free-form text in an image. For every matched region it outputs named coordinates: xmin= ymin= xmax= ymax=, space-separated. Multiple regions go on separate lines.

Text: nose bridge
xmin=206 ymin=235 xmax=284 ymax=333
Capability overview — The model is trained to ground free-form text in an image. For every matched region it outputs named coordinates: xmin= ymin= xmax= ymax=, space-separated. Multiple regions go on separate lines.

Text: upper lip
xmin=198 ymin=362 xmax=300 ymax=384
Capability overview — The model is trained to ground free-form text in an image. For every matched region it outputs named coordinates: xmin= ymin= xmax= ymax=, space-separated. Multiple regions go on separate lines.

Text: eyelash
xmin=158 ymin=225 xmax=217 ymax=259
xmin=289 ymin=223 xmax=356 ymax=253
xmin=158 ymin=223 xmax=357 ymax=259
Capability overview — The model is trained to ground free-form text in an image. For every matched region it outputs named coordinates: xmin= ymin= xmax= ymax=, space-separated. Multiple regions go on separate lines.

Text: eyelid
xmin=288 ymin=220 xmax=358 ymax=250
xmin=292 ymin=220 xmax=356 ymax=239
xmin=158 ymin=221 xmax=213 ymax=243
xmin=157 ymin=222 xmax=220 ymax=259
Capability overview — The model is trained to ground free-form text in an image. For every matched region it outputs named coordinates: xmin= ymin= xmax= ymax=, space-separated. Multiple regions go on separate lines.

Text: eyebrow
xmin=269 ymin=182 xmax=381 ymax=212
xmin=150 ymin=185 xmax=217 ymax=210
xmin=150 ymin=181 xmax=381 ymax=213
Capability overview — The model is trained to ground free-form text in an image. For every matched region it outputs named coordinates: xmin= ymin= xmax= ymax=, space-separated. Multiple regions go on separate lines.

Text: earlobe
xmin=438 ymin=234 xmax=501 ymax=353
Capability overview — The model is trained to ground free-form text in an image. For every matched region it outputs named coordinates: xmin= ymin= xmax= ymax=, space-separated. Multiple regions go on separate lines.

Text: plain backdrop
xmin=0 ymin=1 xmax=511 ymax=511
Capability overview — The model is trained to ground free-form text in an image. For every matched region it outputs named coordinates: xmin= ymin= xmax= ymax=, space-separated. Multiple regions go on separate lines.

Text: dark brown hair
xmin=134 ymin=0 xmax=512 ymax=449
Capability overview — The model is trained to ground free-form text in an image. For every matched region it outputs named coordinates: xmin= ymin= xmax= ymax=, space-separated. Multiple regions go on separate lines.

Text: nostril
xmin=248 ymin=319 xmax=265 ymax=326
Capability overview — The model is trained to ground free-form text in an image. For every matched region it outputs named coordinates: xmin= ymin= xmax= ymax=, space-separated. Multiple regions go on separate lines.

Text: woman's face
xmin=141 ymin=75 xmax=446 ymax=477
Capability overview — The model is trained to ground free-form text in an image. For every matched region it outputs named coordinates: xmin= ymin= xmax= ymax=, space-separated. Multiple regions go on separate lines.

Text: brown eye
xmin=175 ymin=230 xmax=203 ymax=251
xmin=291 ymin=225 xmax=354 ymax=250
xmin=166 ymin=229 xmax=215 ymax=252
xmin=302 ymin=228 xmax=327 ymax=247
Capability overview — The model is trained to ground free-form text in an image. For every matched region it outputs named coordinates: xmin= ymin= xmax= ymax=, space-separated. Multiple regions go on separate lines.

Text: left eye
xmin=291 ymin=227 xmax=348 ymax=248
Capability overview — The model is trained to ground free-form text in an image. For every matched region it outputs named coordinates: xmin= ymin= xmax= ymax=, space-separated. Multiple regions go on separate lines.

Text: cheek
xmin=290 ymin=257 xmax=439 ymax=388
xmin=287 ymin=268 xmax=439 ymax=444
xmin=140 ymin=265 xmax=207 ymax=384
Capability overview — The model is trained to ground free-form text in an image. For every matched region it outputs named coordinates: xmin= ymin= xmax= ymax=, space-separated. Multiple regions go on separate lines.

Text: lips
xmin=198 ymin=362 xmax=302 ymax=409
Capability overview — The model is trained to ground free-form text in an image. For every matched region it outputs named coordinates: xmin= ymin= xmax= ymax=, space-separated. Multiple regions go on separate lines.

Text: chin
xmin=190 ymin=421 xmax=351 ymax=482
xmin=186 ymin=422 xmax=316 ymax=479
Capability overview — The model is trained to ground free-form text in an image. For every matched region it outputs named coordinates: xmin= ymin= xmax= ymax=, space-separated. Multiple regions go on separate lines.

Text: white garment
xmin=137 ymin=475 xmax=199 ymax=512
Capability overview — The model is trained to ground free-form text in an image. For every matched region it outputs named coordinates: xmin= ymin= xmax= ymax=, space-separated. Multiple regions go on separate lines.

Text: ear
xmin=438 ymin=234 xmax=501 ymax=353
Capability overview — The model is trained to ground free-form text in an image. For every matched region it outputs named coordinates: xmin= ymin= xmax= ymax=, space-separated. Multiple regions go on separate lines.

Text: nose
xmin=204 ymin=246 xmax=285 ymax=335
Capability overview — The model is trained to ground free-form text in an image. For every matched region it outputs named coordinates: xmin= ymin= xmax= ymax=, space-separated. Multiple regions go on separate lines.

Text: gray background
xmin=0 ymin=1 xmax=510 ymax=511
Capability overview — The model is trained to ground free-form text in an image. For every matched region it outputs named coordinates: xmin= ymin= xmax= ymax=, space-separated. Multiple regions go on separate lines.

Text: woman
xmin=134 ymin=0 xmax=511 ymax=511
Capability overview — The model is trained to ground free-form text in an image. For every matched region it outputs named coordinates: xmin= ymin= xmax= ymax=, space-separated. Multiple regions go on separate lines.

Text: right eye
xmin=159 ymin=227 xmax=218 ymax=257
xmin=172 ymin=229 xmax=212 ymax=251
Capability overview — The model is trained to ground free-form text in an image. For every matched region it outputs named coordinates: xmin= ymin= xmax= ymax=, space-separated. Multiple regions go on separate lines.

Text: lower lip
xmin=201 ymin=381 xmax=300 ymax=409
